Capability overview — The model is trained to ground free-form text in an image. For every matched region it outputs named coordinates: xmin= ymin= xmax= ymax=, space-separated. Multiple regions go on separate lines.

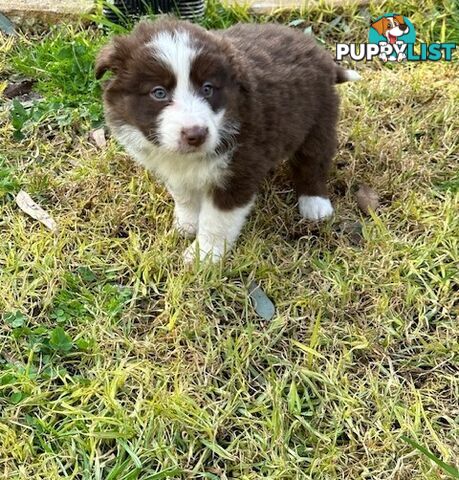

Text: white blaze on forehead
xmin=149 ymin=30 xmax=199 ymax=88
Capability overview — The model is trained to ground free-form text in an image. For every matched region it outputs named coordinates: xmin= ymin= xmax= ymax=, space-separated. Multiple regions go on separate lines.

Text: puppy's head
xmin=371 ymin=15 xmax=409 ymax=43
xmin=96 ymin=20 xmax=245 ymax=155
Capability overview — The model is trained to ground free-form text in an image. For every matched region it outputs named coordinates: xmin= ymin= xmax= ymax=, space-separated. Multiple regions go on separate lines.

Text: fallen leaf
xmin=89 ymin=128 xmax=106 ymax=149
xmin=288 ymin=19 xmax=305 ymax=27
xmin=3 ymin=79 xmax=35 ymax=99
xmin=336 ymin=220 xmax=364 ymax=246
xmin=0 ymin=13 xmax=16 ymax=36
xmin=356 ymin=184 xmax=379 ymax=215
xmin=248 ymin=281 xmax=275 ymax=321
xmin=321 ymin=15 xmax=344 ymax=36
xmin=15 ymin=190 xmax=58 ymax=232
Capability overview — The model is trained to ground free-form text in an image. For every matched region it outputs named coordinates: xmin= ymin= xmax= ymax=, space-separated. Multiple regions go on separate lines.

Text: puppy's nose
xmin=399 ymin=23 xmax=408 ymax=31
xmin=181 ymin=126 xmax=208 ymax=147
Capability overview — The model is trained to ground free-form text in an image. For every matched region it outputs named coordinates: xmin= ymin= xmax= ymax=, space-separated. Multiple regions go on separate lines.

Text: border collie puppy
xmin=96 ymin=19 xmax=359 ymax=262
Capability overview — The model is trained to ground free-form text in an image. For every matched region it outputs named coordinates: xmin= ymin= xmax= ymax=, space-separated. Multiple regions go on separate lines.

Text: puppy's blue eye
xmin=151 ymin=87 xmax=168 ymax=101
xmin=201 ymin=83 xmax=213 ymax=98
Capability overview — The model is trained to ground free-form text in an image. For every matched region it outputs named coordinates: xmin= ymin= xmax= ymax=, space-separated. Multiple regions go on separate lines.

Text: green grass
xmin=0 ymin=0 xmax=458 ymax=478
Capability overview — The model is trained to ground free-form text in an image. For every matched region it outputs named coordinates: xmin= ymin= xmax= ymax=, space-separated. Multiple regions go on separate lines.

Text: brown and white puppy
xmin=96 ymin=19 xmax=359 ymax=262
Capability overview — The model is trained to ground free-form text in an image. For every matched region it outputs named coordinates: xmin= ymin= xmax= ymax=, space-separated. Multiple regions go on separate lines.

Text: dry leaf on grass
xmin=336 ymin=220 xmax=364 ymax=246
xmin=248 ymin=281 xmax=275 ymax=321
xmin=89 ymin=128 xmax=106 ymax=149
xmin=0 ymin=12 xmax=16 ymax=36
xmin=3 ymin=79 xmax=35 ymax=99
xmin=356 ymin=184 xmax=379 ymax=215
xmin=15 ymin=190 xmax=58 ymax=232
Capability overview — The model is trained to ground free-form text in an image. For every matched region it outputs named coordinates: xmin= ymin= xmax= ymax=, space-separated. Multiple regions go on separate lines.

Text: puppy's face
xmin=371 ymin=15 xmax=409 ymax=43
xmin=96 ymin=21 xmax=242 ymax=155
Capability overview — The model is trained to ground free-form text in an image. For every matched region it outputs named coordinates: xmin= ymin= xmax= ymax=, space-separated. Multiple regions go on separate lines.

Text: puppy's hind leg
xmin=289 ymin=122 xmax=336 ymax=221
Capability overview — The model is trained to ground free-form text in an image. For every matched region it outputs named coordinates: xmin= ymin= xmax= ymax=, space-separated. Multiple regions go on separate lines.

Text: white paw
xmin=173 ymin=216 xmax=197 ymax=238
xmin=299 ymin=196 xmax=334 ymax=221
xmin=173 ymin=210 xmax=198 ymax=238
xmin=183 ymin=240 xmax=224 ymax=264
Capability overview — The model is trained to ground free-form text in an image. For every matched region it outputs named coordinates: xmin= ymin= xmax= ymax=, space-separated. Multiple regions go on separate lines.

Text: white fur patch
xmin=298 ymin=196 xmax=334 ymax=221
xmin=150 ymin=30 xmax=198 ymax=83
xmin=344 ymin=69 xmax=361 ymax=82
xmin=183 ymin=197 xmax=254 ymax=263
xmin=112 ymin=124 xmax=230 ymax=193
xmin=148 ymin=30 xmax=225 ymax=154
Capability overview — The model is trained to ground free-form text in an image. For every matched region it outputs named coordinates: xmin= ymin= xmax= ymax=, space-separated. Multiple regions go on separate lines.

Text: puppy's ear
xmin=394 ymin=15 xmax=405 ymax=25
xmin=231 ymin=59 xmax=251 ymax=95
xmin=95 ymin=36 xmax=133 ymax=80
xmin=95 ymin=43 xmax=116 ymax=79
xmin=223 ymin=43 xmax=251 ymax=95
xmin=371 ymin=17 xmax=388 ymax=36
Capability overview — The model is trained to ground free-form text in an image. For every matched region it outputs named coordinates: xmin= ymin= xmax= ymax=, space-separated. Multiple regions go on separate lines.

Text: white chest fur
xmin=112 ymin=124 xmax=230 ymax=193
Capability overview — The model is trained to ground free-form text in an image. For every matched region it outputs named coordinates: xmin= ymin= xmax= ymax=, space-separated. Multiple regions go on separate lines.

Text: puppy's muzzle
xmin=181 ymin=126 xmax=209 ymax=147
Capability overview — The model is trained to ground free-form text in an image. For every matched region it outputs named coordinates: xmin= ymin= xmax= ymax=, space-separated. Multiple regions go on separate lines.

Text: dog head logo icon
xmin=369 ymin=14 xmax=416 ymax=62
xmin=371 ymin=15 xmax=410 ymax=44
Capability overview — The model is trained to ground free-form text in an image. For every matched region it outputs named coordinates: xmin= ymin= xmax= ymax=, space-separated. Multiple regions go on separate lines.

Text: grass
xmin=0 ymin=0 xmax=458 ymax=478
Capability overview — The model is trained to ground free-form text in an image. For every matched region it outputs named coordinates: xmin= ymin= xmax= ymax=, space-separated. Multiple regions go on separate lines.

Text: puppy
xmin=96 ymin=19 xmax=359 ymax=262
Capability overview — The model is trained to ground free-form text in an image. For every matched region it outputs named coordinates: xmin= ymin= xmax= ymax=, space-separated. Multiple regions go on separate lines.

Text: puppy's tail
xmin=335 ymin=66 xmax=361 ymax=83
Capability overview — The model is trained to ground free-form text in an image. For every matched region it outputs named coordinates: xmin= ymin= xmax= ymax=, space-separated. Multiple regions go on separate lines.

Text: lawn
xmin=0 ymin=0 xmax=458 ymax=478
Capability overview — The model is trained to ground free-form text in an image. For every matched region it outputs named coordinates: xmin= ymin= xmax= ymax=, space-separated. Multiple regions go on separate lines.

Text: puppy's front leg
xmin=183 ymin=195 xmax=254 ymax=263
xmin=167 ymin=184 xmax=201 ymax=238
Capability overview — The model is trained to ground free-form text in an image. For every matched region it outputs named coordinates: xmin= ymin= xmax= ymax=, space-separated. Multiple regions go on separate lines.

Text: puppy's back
xmin=214 ymin=23 xmax=341 ymax=161
xmin=218 ymin=23 xmax=338 ymax=86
